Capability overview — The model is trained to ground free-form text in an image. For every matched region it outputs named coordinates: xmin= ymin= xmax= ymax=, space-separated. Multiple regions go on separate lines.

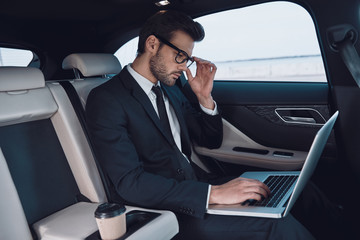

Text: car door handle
xmin=275 ymin=108 xmax=326 ymax=125
xmin=282 ymin=116 xmax=316 ymax=124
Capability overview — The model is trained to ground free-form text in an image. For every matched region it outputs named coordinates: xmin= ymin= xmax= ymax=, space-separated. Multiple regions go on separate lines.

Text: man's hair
xmin=137 ymin=10 xmax=205 ymax=55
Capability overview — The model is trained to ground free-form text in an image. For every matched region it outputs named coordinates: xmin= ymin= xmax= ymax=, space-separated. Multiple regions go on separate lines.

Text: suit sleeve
xmin=180 ymin=89 xmax=223 ymax=149
xmin=86 ymin=88 xmax=210 ymax=218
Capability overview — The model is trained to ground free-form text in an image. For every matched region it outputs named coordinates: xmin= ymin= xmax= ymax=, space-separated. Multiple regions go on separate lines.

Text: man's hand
xmin=209 ymin=177 xmax=271 ymax=205
xmin=185 ymin=57 xmax=217 ymax=110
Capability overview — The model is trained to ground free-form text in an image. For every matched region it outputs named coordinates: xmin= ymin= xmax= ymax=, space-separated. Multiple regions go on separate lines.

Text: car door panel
xmin=195 ymin=118 xmax=308 ymax=170
xmin=193 ymin=81 xmax=335 ymax=171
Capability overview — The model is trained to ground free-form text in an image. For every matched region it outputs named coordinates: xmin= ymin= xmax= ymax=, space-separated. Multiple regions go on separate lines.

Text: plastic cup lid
xmin=95 ymin=202 xmax=126 ymax=219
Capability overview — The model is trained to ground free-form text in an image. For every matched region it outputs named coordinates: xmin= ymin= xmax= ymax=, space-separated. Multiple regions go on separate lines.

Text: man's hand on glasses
xmin=185 ymin=57 xmax=217 ymax=110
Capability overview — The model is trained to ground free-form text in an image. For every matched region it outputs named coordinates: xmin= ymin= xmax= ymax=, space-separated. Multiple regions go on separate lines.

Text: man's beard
xmin=149 ymin=50 xmax=180 ymax=86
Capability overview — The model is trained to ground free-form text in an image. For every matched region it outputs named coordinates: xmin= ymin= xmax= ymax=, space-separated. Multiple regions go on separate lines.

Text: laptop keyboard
xmin=248 ymin=175 xmax=298 ymax=208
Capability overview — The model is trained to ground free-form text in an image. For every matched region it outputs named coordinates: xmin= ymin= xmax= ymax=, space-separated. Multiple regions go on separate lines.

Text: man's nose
xmin=177 ymin=62 xmax=187 ymax=71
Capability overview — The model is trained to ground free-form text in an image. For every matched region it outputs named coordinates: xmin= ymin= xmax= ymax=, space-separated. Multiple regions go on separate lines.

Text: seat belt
xmin=338 ymin=37 xmax=360 ymax=88
xmin=327 ymin=24 xmax=360 ymax=87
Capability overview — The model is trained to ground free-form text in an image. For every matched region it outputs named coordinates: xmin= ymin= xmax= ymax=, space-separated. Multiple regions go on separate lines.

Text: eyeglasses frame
xmin=153 ymin=34 xmax=195 ymax=68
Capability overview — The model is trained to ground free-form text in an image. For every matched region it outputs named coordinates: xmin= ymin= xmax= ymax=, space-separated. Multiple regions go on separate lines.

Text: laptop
xmin=207 ymin=111 xmax=339 ymax=218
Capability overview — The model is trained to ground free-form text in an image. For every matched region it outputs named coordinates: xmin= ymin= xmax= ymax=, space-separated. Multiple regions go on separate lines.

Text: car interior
xmin=1 ymin=0 xmax=359 ymax=239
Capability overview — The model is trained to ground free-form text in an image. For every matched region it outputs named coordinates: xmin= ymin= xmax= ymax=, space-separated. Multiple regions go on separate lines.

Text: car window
xmin=0 ymin=47 xmax=34 ymax=67
xmin=115 ymin=1 xmax=326 ymax=82
xmin=115 ymin=38 xmax=138 ymax=69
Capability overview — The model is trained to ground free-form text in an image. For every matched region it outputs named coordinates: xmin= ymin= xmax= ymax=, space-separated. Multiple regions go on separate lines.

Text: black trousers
xmin=173 ymin=212 xmax=314 ymax=240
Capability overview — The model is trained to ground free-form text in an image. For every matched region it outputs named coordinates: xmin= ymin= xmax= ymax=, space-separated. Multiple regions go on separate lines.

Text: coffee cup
xmin=95 ymin=202 xmax=126 ymax=240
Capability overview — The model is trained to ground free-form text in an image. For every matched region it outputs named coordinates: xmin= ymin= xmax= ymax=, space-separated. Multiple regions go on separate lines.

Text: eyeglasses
xmin=154 ymin=34 xmax=195 ymax=68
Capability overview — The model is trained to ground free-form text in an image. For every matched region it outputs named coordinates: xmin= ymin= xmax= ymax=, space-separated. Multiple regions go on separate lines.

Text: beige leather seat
xmin=0 ymin=66 xmax=178 ymax=239
xmin=0 ymin=66 xmax=102 ymax=239
xmin=62 ymin=53 xmax=122 ymax=108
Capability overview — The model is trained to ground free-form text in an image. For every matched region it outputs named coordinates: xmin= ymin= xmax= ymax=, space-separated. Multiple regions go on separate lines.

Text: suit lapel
xmin=120 ymin=69 xmax=175 ymax=145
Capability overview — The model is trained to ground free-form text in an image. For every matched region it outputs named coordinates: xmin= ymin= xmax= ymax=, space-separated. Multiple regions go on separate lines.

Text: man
xmin=86 ymin=10 xmax=314 ymax=239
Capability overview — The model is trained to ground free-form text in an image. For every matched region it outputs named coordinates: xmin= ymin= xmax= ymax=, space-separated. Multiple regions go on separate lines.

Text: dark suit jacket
xmin=86 ymin=68 xmax=223 ymax=218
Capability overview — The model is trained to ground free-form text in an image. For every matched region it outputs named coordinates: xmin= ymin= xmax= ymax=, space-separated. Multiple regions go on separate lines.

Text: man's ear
xmin=145 ymin=35 xmax=159 ymax=55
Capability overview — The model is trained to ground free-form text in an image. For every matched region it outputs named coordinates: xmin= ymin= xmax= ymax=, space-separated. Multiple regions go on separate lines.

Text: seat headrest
xmin=0 ymin=67 xmax=45 ymax=91
xmin=62 ymin=53 xmax=122 ymax=77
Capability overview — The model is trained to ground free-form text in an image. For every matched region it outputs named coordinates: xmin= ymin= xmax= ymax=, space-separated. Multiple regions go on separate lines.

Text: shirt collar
xmin=127 ymin=64 xmax=159 ymax=96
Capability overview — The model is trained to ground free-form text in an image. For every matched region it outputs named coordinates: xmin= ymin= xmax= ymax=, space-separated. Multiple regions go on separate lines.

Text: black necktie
xmin=152 ymin=86 xmax=175 ymax=143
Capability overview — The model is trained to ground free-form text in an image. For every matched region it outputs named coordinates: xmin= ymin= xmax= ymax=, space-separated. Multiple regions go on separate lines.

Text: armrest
xmin=33 ymin=202 xmax=100 ymax=240
xmin=33 ymin=203 xmax=178 ymax=240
